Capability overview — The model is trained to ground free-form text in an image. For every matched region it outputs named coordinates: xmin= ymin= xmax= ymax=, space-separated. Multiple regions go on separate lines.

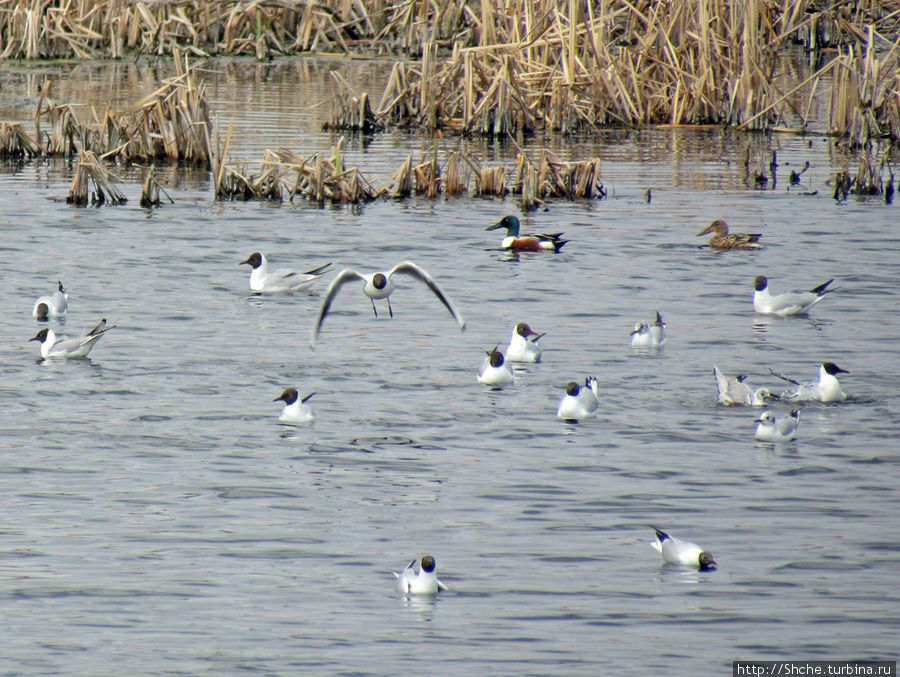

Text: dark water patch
xmin=776 ymin=465 xmax=837 ymax=476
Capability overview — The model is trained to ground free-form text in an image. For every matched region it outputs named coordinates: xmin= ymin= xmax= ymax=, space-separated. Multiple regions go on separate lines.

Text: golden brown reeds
xmin=474 ymin=165 xmax=508 ymax=197
xmin=34 ymin=53 xmax=213 ymax=165
xmin=139 ymin=164 xmax=174 ymax=207
xmin=444 ymin=151 xmax=468 ymax=195
xmin=512 ymin=150 xmax=604 ymax=203
xmin=0 ymin=122 xmax=40 ymax=157
xmin=66 ymin=150 xmax=127 ymax=206
xmin=324 ymin=71 xmax=383 ymax=133
xmin=214 ymin=138 xmax=377 ymax=203
xmin=828 ymin=29 xmax=900 ymax=147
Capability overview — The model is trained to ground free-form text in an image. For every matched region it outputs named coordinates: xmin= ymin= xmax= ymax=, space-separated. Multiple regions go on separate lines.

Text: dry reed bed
xmin=212 ymin=138 xmax=604 ymax=206
xmin=32 ymin=55 xmax=212 ymax=165
xmin=1 ymin=0 xmax=898 ymax=60
xmin=322 ymin=4 xmax=900 ymax=145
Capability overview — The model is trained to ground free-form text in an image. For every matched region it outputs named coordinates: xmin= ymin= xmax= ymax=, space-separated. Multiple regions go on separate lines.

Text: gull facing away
xmin=506 ymin=322 xmax=546 ymax=363
xmin=753 ymin=275 xmax=836 ymax=316
xmin=486 ymin=215 xmax=567 ymax=252
xmin=29 ymin=319 xmax=115 ymax=359
xmin=240 ymin=252 xmax=332 ymax=292
xmin=630 ymin=311 xmax=666 ymax=347
xmin=650 ymin=527 xmax=716 ymax=570
xmin=310 ymin=261 xmax=466 ymax=348
xmin=713 ymin=365 xmax=775 ymax=406
xmin=696 ymin=219 xmax=762 ymax=250
xmin=33 ymin=281 xmax=68 ymax=320
xmin=477 ymin=348 xmax=515 ymax=389
xmin=754 ymin=409 xmax=800 ymax=442
xmin=556 ymin=377 xmax=600 ymax=422
xmin=771 ymin=362 xmax=849 ymax=402
xmin=394 ymin=555 xmax=449 ymax=594
xmin=273 ymin=388 xmax=315 ymax=425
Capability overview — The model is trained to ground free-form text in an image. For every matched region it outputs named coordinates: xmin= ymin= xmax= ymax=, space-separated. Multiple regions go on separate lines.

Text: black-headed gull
xmin=650 ymin=527 xmax=717 ymax=570
xmin=240 ymin=252 xmax=331 ymax=293
xmin=506 ymin=322 xmax=545 ymax=362
xmin=394 ymin=555 xmax=448 ymax=594
xmin=753 ymin=275 xmax=835 ymax=315
xmin=557 ymin=377 xmax=600 ymax=421
xmin=477 ymin=348 xmax=515 ymax=389
xmin=310 ymin=261 xmax=465 ymax=347
xmin=754 ymin=409 xmax=800 ymax=442
xmin=697 ymin=220 xmax=762 ymax=250
xmin=32 ymin=281 xmax=68 ymax=320
xmin=29 ymin=319 xmax=114 ymax=359
xmin=630 ymin=311 xmax=666 ymax=347
xmin=273 ymin=388 xmax=315 ymax=425
xmin=772 ymin=362 xmax=848 ymax=402
xmin=713 ymin=365 xmax=775 ymax=406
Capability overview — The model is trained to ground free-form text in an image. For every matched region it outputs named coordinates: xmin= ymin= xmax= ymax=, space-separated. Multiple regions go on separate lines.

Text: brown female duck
xmin=697 ymin=219 xmax=762 ymax=250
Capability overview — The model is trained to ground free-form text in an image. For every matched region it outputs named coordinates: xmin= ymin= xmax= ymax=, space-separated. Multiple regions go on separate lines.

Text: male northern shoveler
xmin=753 ymin=275 xmax=835 ymax=315
xmin=696 ymin=219 xmax=762 ymax=250
xmin=487 ymin=215 xmax=567 ymax=252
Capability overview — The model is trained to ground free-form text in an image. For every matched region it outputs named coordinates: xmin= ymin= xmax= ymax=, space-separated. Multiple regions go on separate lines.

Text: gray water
xmin=1 ymin=59 xmax=899 ymax=675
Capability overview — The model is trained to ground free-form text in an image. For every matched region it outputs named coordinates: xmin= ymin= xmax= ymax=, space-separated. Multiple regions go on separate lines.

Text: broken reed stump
xmin=66 ymin=151 xmax=127 ymax=206
xmin=139 ymin=165 xmax=175 ymax=207
xmin=0 ymin=122 xmax=40 ymax=157
xmin=324 ymin=72 xmax=383 ymax=133
xmin=833 ymin=145 xmax=896 ymax=201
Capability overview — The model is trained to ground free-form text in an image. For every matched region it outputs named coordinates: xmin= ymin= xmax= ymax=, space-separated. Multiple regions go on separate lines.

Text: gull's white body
xmin=241 ymin=252 xmax=331 ymax=292
xmin=557 ymin=377 xmax=600 ymax=421
xmin=753 ymin=276 xmax=834 ymax=316
xmin=310 ymin=261 xmax=465 ymax=347
xmin=393 ymin=556 xmax=448 ymax=595
xmin=477 ymin=351 xmax=515 ymax=388
xmin=650 ymin=527 xmax=716 ymax=569
xmin=630 ymin=312 xmax=666 ymax=347
xmin=713 ymin=366 xmax=772 ymax=406
xmin=32 ymin=282 xmax=68 ymax=320
xmin=506 ymin=323 xmax=544 ymax=362
xmin=781 ymin=363 xmax=848 ymax=402
xmin=755 ymin=410 xmax=800 ymax=442
xmin=30 ymin=319 xmax=113 ymax=359
xmin=274 ymin=388 xmax=316 ymax=425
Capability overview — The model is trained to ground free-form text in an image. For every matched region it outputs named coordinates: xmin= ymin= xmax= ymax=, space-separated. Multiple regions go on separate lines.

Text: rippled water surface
xmin=1 ymin=59 xmax=899 ymax=675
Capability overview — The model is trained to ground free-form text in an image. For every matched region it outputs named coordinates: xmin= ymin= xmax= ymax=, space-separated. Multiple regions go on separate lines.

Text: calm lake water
xmin=1 ymin=59 xmax=898 ymax=675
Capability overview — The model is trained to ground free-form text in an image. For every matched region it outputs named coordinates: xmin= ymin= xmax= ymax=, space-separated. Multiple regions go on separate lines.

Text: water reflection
xmin=398 ymin=592 xmax=440 ymax=618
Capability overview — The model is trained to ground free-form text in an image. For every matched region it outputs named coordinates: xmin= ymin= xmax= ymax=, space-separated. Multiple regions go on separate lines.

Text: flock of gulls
xmin=29 ymin=214 xmax=849 ymax=587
